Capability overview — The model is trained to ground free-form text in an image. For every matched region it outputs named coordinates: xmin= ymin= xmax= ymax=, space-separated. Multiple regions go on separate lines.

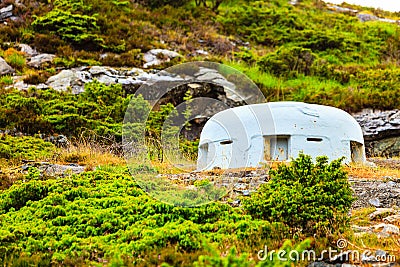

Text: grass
xmin=2 ymin=134 xmax=398 ymax=181
xmin=343 ymin=208 xmax=400 ymax=264
xmin=344 ymin=232 xmax=400 ymax=262
xmin=346 ymin=163 xmax=400 ymax=180
xmin=350 ymin=207 xmax=377 ymax=226
xmin=3 ymin=48 xmax=26 ymax=71
xmin=55 ymin=138 xmax=125 ymax=169
xmin=0 ymin=75 xmax=13 ymax=86
xmin=223 ymin=60 xmax=359 ymax=109
xmin=223 ymin=60 xmax=281 ymax=100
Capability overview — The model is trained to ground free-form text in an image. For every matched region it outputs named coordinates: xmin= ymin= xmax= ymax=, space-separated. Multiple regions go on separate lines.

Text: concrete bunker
xmin=197 ymin=102 xmax=366 ymax=170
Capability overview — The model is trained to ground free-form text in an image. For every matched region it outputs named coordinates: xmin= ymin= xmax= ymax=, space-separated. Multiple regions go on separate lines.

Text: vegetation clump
xmin=0 ymin=135 xmax=55 ymax=161
xmin=0 ymin=166 xmax=291 ymax=265
xmin=243 ymin=153 xmax=355 ymax=235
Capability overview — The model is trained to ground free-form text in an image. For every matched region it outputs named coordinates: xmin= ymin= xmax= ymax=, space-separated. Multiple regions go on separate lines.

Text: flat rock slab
xmin=22 ymin=162 xmax=85 ymax=177
xmin=373 ymin=223 xmax=400 ymax=235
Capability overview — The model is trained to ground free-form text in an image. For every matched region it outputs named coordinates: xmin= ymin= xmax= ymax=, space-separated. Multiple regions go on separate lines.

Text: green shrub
xmin=243 ymin=153 xmax=355 ymax=235
xmin=0 ymin=167 xmax=291 ymax=265
xmin=258 ymin=46 xmax=316 ymax=77
xmin=0 ymin=135 xmax=55 ymax=160
xmin=194 ymin=246 xmax=253 ymax=267
xmin=353 ymin=67 xmax=400 ymax=109
xmin=0 ymin=180 xmax=50 ymax=212
xmin=32 ymin=1 xmax=104 ymax=49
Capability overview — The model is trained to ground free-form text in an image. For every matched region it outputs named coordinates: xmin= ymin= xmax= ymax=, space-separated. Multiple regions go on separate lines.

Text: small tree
xmin=243 ymin=153 xmax=354 ymax=235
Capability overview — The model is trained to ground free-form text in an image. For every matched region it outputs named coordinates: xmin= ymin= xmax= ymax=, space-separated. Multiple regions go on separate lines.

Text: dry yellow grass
xmin=55 ymin=140 xmax=125 ymax=170
xmin=346 ymin=164 xmax=400 ymax=180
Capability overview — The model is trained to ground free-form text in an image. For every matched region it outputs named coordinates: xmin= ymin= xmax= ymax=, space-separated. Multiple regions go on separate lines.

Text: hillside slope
xmin=0 ymin=0 xmax=399 ymax=112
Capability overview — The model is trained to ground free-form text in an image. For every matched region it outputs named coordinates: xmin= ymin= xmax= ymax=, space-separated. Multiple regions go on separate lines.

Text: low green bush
xmin=32 ymin=0 xmax=104 ymax=49
xmin=0 ymin=135 xmax=55 ymax=160
xmin=258 ymin=46 xmax=316 ymax=77
xmin=0 ymin=166 xmax=288 ymax=265
xmin=243 ymin=153 xmax=355 ymax=235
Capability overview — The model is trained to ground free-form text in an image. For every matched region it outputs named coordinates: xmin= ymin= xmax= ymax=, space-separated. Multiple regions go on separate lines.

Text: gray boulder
xmin=357 ymin=13 xmax=378 ymax=22
xmin=46 ymin=68 xmax=92 ymax=94
xmin=17 ymin=44 xmax=38 ymax=58
xmin=0 ymin=57 xmax=14 ymax=75
xmin=0 ymin=5 xmax=13 ymax=21
xmin=368 ymin=198 xmax=381 ymax=207
xmin=27 ymin=53 xmax=56 ymax=68
xmin=143 ymin=49 xmax=181 ymax=68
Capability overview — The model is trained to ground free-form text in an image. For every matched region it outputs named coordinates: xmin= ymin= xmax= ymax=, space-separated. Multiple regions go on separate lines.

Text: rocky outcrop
xmin=45 ymin=66 xmax=148 ymax=94
xmin=0 ymin=57 xmax=14 ymax=75
xmin=357 ymin=13 xmax=399 ymax=24
xmin=326 ymin=4 xmax=358 ymax=15
xmin=325 ymin=3 xmax=399 ymax=25
xmin=41 ymin=66 xmax=245 ymax=108
xmin=353 ymin=109 xmax=400 ymax=157
xmin=46 ymin=68 xmax=92 ymax=94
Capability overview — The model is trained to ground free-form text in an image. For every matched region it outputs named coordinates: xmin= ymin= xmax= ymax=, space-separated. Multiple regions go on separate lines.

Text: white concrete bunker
xmin=197 ymin=102 xmax=366 ymax=170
